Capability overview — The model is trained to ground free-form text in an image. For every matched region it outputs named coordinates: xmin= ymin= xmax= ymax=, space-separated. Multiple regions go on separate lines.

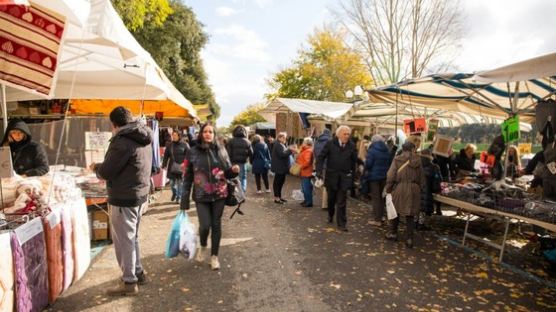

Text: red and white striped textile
xmin=0 ymin=1 xmax=65 ymax=96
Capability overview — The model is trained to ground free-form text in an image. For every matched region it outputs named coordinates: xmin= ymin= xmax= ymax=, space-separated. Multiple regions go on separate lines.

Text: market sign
xmin=501 ymin=115 xmax=520 ymax=143
xmin=404 ymin=118 xmax=427 ymax=135
xmin=427 ymin=119 xmax=439 ymax=142
xmin=0 ymin=146 xmax=13 ymax=178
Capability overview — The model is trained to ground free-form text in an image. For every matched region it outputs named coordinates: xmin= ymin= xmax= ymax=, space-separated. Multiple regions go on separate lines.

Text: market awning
xmin=260 ymin=98 xmax=353 ymax=122
xmin=367 ymin=72 xmax=556 ymax=120
xmin=343 ymin=102 xmax=531 ymax=131
xmin=69 ymin=99 xmax=191 ymax=118
xmin=472 ymin=52 xmax=556 ymax=83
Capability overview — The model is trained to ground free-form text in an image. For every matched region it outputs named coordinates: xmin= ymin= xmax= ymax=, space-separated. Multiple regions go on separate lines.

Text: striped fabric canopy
xmin=0 ymin=2 xmax=65 ymax=96
xmin=368 ymin=73 xmax=556 ymax=122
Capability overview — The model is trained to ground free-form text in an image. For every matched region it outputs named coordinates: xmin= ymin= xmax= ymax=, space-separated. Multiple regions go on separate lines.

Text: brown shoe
xmin=106 ymin=281 xmax=139 ymax=296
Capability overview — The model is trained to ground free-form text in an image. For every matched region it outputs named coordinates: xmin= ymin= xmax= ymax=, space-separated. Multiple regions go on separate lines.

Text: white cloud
xmin=211 ymin=24 xmax=270 ymax=62
xmin=456 ymin=0 xmax=556 ymax=72
xmin=231 ymin=0 xmax=273 ymax=8
xmin=215 ymin=6 xmax=238 ymax=17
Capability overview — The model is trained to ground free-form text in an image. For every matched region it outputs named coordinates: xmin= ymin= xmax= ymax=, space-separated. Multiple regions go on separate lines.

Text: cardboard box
xmin=92 ymin=210 xmax=109 ymax=241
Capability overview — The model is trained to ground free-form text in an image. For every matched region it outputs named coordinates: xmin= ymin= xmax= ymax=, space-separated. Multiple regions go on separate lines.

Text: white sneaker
xmin=210 ymin=256 xmax=220 ymax=270
xmin=195 ymin=247 xmax=207 ymax=263
xmin=265 ymin=189 xmax=271 ymax=193
xmin=257 ymin=190 xmax=263 ymax=194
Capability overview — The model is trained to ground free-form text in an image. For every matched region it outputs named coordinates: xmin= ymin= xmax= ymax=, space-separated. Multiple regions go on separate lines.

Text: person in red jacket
xmin=297 ymin=137 xmax=314 ymax=207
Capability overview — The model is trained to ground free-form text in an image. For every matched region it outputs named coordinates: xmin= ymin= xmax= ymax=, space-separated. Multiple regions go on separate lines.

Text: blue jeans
xmin=170 ymin=178 xmax=183 ymax=201
xmin=301 ymin=177 xmax=313 ymax=205
xmin=239 ymin=163 xmax=247 ymax=192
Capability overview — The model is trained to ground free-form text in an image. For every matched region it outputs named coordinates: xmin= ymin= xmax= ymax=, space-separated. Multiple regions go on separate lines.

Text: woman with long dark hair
xmin=180 ymin=123 xmax=239 ymax=270
xmin=162 ymin=130 xmax=189 ymax=203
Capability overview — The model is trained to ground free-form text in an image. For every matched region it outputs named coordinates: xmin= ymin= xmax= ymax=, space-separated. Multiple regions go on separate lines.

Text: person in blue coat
xmin=250 ymin=135 xmax=271 ymax=194
xmin=363 ymin=135 xmax=393 ymax=226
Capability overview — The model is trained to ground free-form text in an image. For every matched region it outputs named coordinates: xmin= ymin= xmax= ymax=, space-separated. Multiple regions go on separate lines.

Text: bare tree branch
xmin=334 ymin=0 xmax=464 ymax=85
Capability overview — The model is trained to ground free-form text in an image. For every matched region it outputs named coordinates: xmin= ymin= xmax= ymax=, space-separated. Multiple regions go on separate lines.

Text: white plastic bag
xmin=385 ymin=194 xmax=398 ymax=220
xmin=179 ymin=212 xmax=197 ymax=260
xmin=291 ymin=189 xmax=304 ymax=201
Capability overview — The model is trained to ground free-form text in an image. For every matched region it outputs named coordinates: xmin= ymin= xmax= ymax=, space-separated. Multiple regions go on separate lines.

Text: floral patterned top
xmin=180 ymin=143 xmax=237 ymax=209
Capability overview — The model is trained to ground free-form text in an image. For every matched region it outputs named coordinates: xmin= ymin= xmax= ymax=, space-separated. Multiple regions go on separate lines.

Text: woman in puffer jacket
xmin=362 ymin=135 xmax=393 ymax=226
xmin=180 ymin=123 xmax=239 ymax=270
xmin=296 ymin=137 xmax=314 ymax=207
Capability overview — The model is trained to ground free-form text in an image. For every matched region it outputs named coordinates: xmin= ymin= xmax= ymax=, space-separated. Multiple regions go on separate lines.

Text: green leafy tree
xmin=122 ymin=1 xmax=219 ymax=118
xmin=230 ymin=104 xmax=266 ymax=128
xmin=267 ymin=28 xmax=373 ymax=101
xmin=111 ymin=0 xmax=173 ymax=31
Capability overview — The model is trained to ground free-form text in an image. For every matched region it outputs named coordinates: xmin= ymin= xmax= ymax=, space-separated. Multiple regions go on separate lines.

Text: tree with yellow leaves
xmin=230 ymin=103 xmax=267 ymax=128
xmin=267 ymin=28 xmax=373 ymax=101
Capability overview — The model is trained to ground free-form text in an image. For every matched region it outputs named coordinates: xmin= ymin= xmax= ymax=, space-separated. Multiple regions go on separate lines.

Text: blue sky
xmin=184 ymin=0 xmax=556 ymax=126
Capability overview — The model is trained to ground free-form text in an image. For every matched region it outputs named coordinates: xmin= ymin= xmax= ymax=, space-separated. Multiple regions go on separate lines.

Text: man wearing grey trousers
xmin=90 ymin=106 xmax=153 ymax=296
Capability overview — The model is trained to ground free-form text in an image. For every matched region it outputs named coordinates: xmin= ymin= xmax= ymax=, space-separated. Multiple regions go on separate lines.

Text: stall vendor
xmin=1 ymin=119 xmax=49 ymax=177
xmin=453 ymin=143 xmax=477 ymax=178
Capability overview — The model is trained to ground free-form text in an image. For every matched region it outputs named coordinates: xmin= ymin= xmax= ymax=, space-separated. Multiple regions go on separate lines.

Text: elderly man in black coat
xmin=316 ymin=126 xmax=358 ymax=231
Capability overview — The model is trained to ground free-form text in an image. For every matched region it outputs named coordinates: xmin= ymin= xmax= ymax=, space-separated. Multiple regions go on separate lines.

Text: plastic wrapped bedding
xmin=0 ymin=232 xmax=14 ymax=312
xmin=59 ymin=203 xmax=74 ymax=291
xmin=12 ymin=218 xmax=49 ymax=312
xmin=42 ymin=209 xmax=64 ymax=304
xmin=72 ymin=198 xmax=91 ymax=282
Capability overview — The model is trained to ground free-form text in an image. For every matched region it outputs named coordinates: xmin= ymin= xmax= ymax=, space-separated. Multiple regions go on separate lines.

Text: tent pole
xmin=1 ymin=84 xmax=7 ymax=133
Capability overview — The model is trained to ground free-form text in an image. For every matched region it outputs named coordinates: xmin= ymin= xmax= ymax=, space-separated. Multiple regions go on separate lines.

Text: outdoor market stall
xmin=0 ymin=1 xmax=197 ymax=310
xmin=260 ymin=98 xmax=353 ymax=141
xmin=362 ymin=53 xmax=556 ymax=262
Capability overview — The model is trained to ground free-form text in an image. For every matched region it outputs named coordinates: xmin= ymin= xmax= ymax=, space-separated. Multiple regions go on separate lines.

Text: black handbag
xmin=168 ymin=145 xmax=183 ymax=176
xmin=225 ymin=178 xmax=245 ymax=207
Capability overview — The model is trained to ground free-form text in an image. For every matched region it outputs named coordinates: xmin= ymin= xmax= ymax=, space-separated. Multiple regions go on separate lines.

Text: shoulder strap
xmin=397 ymin=160 xmax=410 ymax=174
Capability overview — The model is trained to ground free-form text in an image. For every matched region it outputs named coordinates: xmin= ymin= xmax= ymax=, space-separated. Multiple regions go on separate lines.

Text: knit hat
xmin=371 ymin=134 xmax=385 ymax=143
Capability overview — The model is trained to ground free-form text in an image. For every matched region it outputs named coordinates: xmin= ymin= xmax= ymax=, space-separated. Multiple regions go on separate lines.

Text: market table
xmin=434 ymin=194 xmax=556 ymax=262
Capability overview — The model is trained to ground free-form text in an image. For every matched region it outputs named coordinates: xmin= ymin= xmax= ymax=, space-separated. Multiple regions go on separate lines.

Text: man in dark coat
xmin=316 ymin=126 xmax=358 ymax=231
xmin=226 ymin=125 xmax=253 ymax=192
xmin=90 ymin=106 xmax=153 ymax=296
xmin=314 ymin=128 xmax=332 ymax=210
xmin=1 ymin=118 xmax=49 ymax=176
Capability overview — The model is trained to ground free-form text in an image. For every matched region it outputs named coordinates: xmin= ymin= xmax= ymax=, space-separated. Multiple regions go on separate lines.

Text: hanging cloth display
xmin=42 ymin=209 xmax=64 ymax=303
xmin=12 ymin=217 xmax=49 ymax=312
xmin=0 ymin=232 xmax=14 ymax=312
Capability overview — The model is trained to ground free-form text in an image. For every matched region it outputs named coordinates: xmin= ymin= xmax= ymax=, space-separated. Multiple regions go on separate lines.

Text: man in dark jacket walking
xmin=314 ymin=128 xmax=331 ymax=210
xmin=316 ymin=126 xmax=358 ymax=231
xmin=90 ymin=106 xmax=153 ymax=296
xmin=226 ymin=125 xmax=253 ymax=192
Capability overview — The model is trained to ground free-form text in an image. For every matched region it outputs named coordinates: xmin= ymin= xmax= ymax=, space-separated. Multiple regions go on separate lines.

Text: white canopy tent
xmin=2 ymin=0 xmax=197 ymax=124
xmin=260 ymin=98 xmax=353 ymax=124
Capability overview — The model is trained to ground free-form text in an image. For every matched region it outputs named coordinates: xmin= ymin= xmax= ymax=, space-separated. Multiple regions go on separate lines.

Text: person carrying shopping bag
xmin=180 ymin=123 xmax=239 ymax=270
xmin=384 ymin=141 xmax=425 ymax=249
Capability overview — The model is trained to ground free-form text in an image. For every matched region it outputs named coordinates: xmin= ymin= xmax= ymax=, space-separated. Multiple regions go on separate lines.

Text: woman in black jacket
xmin=1 ymin=119 xmax=49 ymax=176
xmin=180 ymin=123 xmax=239 ymax=270
xmin=162 ymin=130 xmax=189 ymax=203
xmin=271 ymin=132 xmax=295 ymax=204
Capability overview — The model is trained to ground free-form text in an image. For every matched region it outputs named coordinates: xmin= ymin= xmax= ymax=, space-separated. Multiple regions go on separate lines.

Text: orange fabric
xmin=69 ymin=99 xmax=190 ymax=118
xmin=296 ymin=146 xmax=314 ymax=177
xmin=42 ymin=213 xmax=63 ymax=304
